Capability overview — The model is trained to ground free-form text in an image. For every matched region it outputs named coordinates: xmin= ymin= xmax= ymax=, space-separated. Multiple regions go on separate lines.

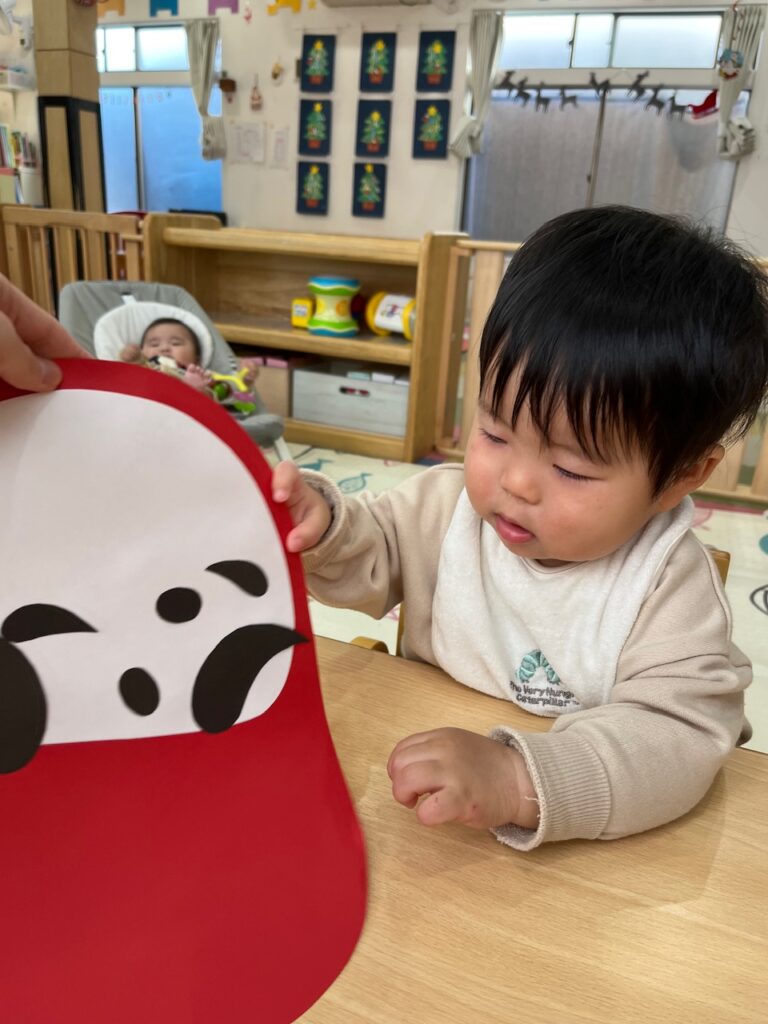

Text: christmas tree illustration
xmin=362 ymin=110 xmax=386 ymax=152
xmin=357 ymin=164 xmax=382 ymax=211
xmin=419 ymin=106 xmax=443 ymax=150
xmin=305 ymin=103 xmax=327 ymax=149
xmin=306 ymin=40 xmax=329 ymax=84
xmin=303 ymin=165 xmax=325 ymax=208
xmin=422 ymin=40 xmax=447 ymax=84
xmin=366 ymin=39 xmax=389 ymax=84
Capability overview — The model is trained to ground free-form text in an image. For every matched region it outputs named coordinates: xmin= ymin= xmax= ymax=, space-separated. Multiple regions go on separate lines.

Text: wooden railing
xmin=434 ymin=241 xmax=768 ymax=504
xmin=0 ymin=206 xmax=144 ymax=315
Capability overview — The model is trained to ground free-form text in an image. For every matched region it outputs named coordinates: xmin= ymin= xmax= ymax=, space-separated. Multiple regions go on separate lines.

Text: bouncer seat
xmin=58 ymin=280 xmax=290 ymax=460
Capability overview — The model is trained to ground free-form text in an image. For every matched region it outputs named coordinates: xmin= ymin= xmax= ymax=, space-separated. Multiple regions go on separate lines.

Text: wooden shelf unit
xmin=143 ymin=215 xmax=462 ymax=461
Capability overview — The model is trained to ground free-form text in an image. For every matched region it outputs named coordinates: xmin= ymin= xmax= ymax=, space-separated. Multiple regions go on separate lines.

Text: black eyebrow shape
xmin=205 ymin=560 xmax=268 ymax=597
xmin=1 ymin=604 xmax=97 ymax=643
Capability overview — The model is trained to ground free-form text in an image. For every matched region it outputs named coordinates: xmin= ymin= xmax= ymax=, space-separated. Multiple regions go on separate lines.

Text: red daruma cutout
xmin=0 ymin=361 xmax=366 ymax=1023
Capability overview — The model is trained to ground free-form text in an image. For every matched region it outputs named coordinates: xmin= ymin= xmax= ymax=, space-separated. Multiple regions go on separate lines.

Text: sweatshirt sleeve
xmin=488 ymin=535 xmax=751 ymax=851
xmin=300 ymin=465 xmax=462 ymax=622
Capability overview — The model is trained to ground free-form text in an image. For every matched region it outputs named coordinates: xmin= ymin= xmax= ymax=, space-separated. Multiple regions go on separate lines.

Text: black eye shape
xmin=206 ymin=560 xmax=268 ymax=597
xmin=1 ymin=604 xmax=97 ymax=643
xmin=156 ymin=588 xmax=202 ymax=624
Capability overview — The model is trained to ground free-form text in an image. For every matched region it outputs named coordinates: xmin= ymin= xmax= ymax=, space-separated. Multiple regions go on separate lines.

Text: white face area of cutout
xmin=0 ymin=389 xmax=297 ymax=746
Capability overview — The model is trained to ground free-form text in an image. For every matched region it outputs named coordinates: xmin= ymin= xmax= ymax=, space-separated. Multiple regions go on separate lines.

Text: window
xmin=97 ymin=24 xmax=222 ymax=213
xmin=500 ymin=11 xmax=725 ymax=70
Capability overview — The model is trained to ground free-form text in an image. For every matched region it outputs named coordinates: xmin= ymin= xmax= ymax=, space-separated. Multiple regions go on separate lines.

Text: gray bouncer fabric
xmin=59 ymin=280 xmax=288 ymax=453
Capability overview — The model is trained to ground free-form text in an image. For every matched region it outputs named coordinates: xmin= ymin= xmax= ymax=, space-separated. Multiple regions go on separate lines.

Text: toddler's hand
xmin=387 ymin=727 xmax=539 ymax=831
xmin=272 ymin=460 xmax=333 ymax=553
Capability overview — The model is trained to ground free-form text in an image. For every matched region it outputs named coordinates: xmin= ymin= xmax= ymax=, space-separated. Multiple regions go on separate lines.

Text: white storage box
xmin=293 ymin=362 xmax=409 ymax=436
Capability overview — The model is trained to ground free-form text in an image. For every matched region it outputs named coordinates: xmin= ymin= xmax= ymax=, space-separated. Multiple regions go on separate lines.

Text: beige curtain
xmin=185 ymin=18 xmax=226 ymax=161
xmin=450 ymin=12 xmax=503 ymax=158
xmin=717 ymin=4 xmax=765 ymax=159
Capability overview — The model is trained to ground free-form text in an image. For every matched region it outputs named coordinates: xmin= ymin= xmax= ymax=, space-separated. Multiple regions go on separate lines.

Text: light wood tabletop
xmin=299 ymin=638 xmax=768 ymax=1024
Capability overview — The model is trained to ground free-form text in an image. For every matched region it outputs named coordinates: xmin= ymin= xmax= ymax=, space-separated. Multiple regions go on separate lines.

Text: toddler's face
xmin=464 ymin=379 xmax=677 ymax=566
xmin=142 ymin=323 xmax=198 ymax=368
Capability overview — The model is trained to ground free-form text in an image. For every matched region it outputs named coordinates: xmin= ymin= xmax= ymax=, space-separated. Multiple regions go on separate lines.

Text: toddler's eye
xmin=555 ymin=465 xmax=592 ymax=482
xmin=480 ymin=427 xmax=505 ymax=445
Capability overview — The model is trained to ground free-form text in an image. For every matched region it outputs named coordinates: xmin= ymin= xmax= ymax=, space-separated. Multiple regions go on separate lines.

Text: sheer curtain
xmin=464 ymin=90 xmax=738 ymax=242
xmin=185 ymin=18 xmax=226 ymax=160
xmin=450 ymin=12 xmax=503 ymax=157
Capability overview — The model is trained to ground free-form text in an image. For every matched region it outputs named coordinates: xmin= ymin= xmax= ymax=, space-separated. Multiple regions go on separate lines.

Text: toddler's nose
xmin=500 ymin=461 xmax=540 ymax=504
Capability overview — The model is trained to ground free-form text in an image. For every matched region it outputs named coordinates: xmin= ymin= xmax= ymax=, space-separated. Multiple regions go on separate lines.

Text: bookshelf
xmin=0 ymin=67 xmax=40 ymax=205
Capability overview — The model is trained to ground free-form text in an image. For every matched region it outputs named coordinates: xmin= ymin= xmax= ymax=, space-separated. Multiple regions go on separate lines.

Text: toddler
xmin=273 ymin=205 xmax=768 ymax=851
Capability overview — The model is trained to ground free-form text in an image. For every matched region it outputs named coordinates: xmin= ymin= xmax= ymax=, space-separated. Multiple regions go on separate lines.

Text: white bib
xmin=432 ymin=491 xmax=693 ymax=716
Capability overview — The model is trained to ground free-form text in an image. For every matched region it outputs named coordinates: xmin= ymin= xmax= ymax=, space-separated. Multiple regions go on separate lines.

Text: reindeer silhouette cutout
xmin=628 ymin=71 xmax=650 ymax=101
xmin=559 ymin=88 xmax=578 ymax=110
xmin=667 ymin=93 xmax=687 ymax=120
xmin=497 ymin=70 xmax=516 ymax=98
xmin=645 ymin=87 xmax=666 ymax=115
xmin=535 ymin=86 xmax=550 ymax=113
xmin=514 ymin=76 xmax=531 ymax=106
xmin=589 ymin=72 xmax=611 ymax=97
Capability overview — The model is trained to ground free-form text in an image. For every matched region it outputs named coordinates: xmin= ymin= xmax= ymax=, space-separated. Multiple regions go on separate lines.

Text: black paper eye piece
xmin=0 ymin=639 xmax=47 ymax=774
xmin=206 ymin=561 xmax=268 ymax=597
xmin=119 ymin=668 xmax=161 ymax=717
xmin=1 ymin=604 xmax=97 ymax=643
xmin=156 ymin=587 xmax=202 ymax=624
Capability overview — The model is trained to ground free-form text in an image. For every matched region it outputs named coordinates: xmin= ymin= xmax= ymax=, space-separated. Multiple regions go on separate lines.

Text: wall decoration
xmin=299 ymin=99 xmax=332 ymax=156
xmin=297 ymin=161 xmax=329 ymax=214
xmin=208 ymin=0 xmax=238 ymax=12
xmin=0 ymin=362 xmax=366 ymax=1021
xmin=416 ymin=31 xmax=455 ymax=93
xmin=359 ymin=32 xmax=396 ymax=93
xmin=413 ymin=99 xmax=450 ymax=159
xmin=353 ymin=162 xmax=386 ymax=218
xmin=355 ymin=100 xmax=391 ymax=158
xmin=301 ymin=35 xmax=335 ymax=93
xmin=149 ymin=0 xmax=178 ymax=15
xmin=97 ymin=0 xmax=125 ymax=14
xmin=267 ymin=0 xmax=302 ymax=13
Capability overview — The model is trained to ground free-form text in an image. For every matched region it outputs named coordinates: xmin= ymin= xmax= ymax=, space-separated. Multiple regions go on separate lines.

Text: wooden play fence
xmin=434 ymin=239 xmax=768 ymax=504
xmin=0 ymin=206 xmax=144 ymax=315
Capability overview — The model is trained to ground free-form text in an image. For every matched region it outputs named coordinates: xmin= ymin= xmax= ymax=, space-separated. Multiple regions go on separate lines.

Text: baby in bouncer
xmin=94 ymin=301 xmax=258 ymax=414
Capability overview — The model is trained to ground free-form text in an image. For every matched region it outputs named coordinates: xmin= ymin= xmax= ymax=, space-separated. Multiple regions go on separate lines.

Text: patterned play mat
xmin=288 ymin=444 xmax=768 ymax=753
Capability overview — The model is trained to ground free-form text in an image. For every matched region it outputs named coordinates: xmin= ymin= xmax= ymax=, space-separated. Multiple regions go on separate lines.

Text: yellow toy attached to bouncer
xmin=365 ymin=292 xmax=417 ymax=341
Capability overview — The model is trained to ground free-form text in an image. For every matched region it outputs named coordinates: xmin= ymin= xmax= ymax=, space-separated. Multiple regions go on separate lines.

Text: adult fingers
xmin=0 ymin=276 xmax=87 ymax=360
xmin=0 ymin=312 xmax=63 ymax=391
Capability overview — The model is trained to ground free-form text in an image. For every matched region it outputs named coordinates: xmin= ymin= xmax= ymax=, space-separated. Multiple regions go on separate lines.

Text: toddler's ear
xmin=655 ymin=445 xmax=724 ymax=511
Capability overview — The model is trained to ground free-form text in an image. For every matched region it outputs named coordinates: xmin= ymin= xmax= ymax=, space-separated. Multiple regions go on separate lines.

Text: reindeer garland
xmin=494 ymin=69 xmax=690 ymax=121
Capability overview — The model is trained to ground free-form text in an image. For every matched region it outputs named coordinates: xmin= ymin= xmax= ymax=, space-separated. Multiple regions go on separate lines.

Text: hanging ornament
xmin=250 ymin=74 xmax=263 ymax=111
xmin=243 ymin=1 xmax=253 ymax=23
xmin=535 ymin=85 xmax=550 ymax=113
xmin=271 ymin=60 xmax=285 ymax=85
xmin=627 ymin=71 xmax=650 ymax=101
xmin=588 ymin=72 xmax=611 ymax=97
xmin=559 ymin=89 xmax=577 ymax=110
xmin=644 ymin=87 xmax=666 ymax=115
xmin=718 ymin=47 xmax=744 ymax=79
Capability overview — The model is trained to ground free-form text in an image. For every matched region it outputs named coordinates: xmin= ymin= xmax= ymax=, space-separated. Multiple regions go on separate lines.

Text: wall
xmin=100 ymin=0 xmax=768 ymax=252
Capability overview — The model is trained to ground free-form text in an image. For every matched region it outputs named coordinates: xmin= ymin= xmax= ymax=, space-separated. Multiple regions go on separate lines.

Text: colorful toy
xmin=291 ymin=297 xmax=313 ymax=328
xmin=365 ymin=292 xmax=416 ymax=341
xmin=307 ymin=276 xmax=360 ymax=337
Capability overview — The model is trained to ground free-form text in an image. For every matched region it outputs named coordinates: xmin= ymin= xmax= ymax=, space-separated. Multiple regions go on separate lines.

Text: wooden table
xmin=299 ymin=638 xmax=768 ymax=1024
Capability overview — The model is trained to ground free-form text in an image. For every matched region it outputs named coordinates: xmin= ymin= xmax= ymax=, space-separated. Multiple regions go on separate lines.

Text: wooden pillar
xmin=32 ymin=0 xmax=104 ymax=211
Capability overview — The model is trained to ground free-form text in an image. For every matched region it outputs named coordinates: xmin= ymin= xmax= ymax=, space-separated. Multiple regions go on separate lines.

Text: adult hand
xmin=272 ymin=460 xmax=333 ymax=553
xmin=387 ymin=727 xmax=539 ymax=830
xmin=0 ymin=274 xmax=89 ymax=391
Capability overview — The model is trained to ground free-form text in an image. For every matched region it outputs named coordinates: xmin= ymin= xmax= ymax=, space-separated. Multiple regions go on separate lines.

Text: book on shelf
xmin=0 ymin=124 xmax=37 ymax=169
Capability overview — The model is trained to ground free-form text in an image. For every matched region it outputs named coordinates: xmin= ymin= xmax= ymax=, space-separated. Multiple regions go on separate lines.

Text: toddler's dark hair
xmin=479 ymin=205 xmax=768 ymax=495
xmin=141 ymin=318 xmax=201 ymax=361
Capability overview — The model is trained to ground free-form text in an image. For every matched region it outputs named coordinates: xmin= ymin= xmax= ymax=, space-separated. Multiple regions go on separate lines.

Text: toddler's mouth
xmin=494 ymin=514 xmax=535 ymax=545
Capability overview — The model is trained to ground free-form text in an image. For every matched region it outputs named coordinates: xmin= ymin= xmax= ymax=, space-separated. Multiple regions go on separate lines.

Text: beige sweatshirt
xmin=302 ymin=464 xmax=751 ymax=850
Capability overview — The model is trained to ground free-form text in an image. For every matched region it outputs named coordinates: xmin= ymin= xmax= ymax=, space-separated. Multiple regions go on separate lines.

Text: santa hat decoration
xmin=0 ymin=361 xmax=366 ymax=1024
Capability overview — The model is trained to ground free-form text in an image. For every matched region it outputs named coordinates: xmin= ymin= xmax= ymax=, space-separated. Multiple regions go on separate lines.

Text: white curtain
xmin=450 ymin=12 xmax=503 ymax=158
xmin=185 ymin=18 xmax=226 ymax=161
xmin=717 ymin=4 xmax=766 ymax=159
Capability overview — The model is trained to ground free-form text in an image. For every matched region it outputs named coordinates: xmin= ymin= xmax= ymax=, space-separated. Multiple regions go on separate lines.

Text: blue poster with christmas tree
xmin=416 ymin=31 xmax=455 ymax=93
xmin=355 ymin=100 xmax=391 ymax=158
xmin=301 ymin=35 xmax=336 ymax=93
xmin=299 ymin=99 xmax=332 ymax=157
xmin=359 ymin=32 xmax=396 ymax=93
xmin=297 ymin=162 xmax=329 ymax=215
xmin=352 ymin=162 xmax=386 ymax=219
xmin=413 ymin=99 xmax=450 ymax=159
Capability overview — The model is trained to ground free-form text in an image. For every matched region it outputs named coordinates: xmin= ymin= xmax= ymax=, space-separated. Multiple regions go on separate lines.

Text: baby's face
xmin=142 ymin=323 xmax=198 ymax=367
